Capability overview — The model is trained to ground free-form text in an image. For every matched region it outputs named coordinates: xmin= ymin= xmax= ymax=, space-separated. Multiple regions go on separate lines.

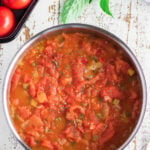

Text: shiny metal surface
xmin=3 ymin=24 xmax=147 ymax=150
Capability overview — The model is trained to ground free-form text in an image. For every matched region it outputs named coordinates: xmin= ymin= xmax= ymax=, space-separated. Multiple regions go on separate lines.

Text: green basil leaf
xmin=61 ymin=0 xmax=90 ymax=23
xmin=100 ymin=0 xmax=113 ymax=16
xmin=89 ymin=0 xmax=93 ymax=3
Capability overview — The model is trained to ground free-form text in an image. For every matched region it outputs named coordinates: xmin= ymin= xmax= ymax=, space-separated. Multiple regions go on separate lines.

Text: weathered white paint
xmin=0 ymin=0 xmax=150 ymax=149
xmin=145 ymin=0 xmax=150 ymax=3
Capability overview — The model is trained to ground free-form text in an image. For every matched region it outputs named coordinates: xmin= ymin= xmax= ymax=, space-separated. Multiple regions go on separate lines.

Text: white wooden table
xmin=0 ymin=0 xmax=150 ymax=149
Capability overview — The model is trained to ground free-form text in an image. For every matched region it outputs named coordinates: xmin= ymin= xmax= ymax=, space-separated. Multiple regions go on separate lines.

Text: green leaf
xmin=61 ymin=0 xmax=90 ymax=23
xmin=100 ymin=0 xmax=113 ymax=16
xmin=89 ymin=0 xmax=93 ymax=3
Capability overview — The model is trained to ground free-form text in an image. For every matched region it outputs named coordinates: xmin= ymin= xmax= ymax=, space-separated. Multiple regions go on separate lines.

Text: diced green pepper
xmin=97 ymin=113 xmax=103 ymax=119
xmin=55 ymin=117 xmax=62 ymax=121
xmin=52 ymin=60 xmax=59 ymax=68
xmin=79 ymin=114 xmax=85 ymax=120
xmin=32 ymin=62 xmax=38 ymax=67
xmin=81 ymin=103 xmax=88 ymax=107
xmin=30 ymin=99 xmax=38 ymax=107
xmin=71 ymin=141 xmax=76 ymax=146
xmin=113 ymin=99 xmax=120 ymax=105
xmin=45 ymin=127 xmax=51 ymax=133
xmin=92 ymin=135 xmax=99 ymax=141
xmin=23 ymin=83 xmax=29 ymax=90
xmin=16 ymin=115 xmax=23 ymax=122
xmin=128 ymin=69 xmax=135 ymax=76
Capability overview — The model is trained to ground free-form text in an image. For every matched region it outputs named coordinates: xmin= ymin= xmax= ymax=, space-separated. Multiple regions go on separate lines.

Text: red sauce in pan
xmin=9 ymin=32 xmax=141 ymax=150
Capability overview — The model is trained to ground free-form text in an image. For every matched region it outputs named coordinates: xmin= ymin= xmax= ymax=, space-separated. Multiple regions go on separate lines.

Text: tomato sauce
xmin=9 ymin=32 xmax=142 ymax=150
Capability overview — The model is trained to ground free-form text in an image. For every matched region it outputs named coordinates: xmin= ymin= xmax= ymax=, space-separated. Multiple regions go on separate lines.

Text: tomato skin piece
xmin=41 ymin=140 xmax=54 ymax=149
xmin=29 ymin=81 xmax=36 ymax=97
xmin=100 ymin=123 xmax=115 ymax=145
xmin=11 ymin=69 xmax=21 ymax=91
xmin=26 ymin=130 xmax=40 ymax=139
xmin=132 ymin=100 xmax=140 ymax=119
xmin=88 ymin=112 xmax=100 ymax=124
xmin=93 ymin=123 xmax=105 ymax=135
xmin=26 ymin=136 xmax=36 ymax=147
xmin=11 ymin=98 xmax=19 ymax=106
xmin=115 ymin=59 xmax=131 ymax=74
xmin=43 ymin=45 xmax=53 ymax=57
xmin=2 ymin=0 xmax=32 ymax=9
xmin=60 ymin=76 xmax=72 ymax=86
xmin=0 ymin=6 xmax=16 ymax=37
xmin=23 ymin=74 xmax=31 ymax=83
xmin=64 ymin=126 xmax=81 ymax=142
xmin=26 ymin=115 xmax=44 ymax=131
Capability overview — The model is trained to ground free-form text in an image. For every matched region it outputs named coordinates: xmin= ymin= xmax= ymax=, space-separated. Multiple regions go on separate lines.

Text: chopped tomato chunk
xmin=23 ymin=74 xmax=31 ymax=83
xmin=66 ymin=105 xmax=85 ymax=120
xmin=11 ymin=98 xmax=19 ymax=106
xmin=11 ymin=69 xmax=21 ymax=91
xmin=115 ymin=59 xmax=131 ymax=74
xmin=100 ymin=123 xmax=115 ymax=145
xmin=73 ymin=57 xmax=85 ymax=84
xmin=26 ymin=115 xmax=44 ymax=130
xmin=26 ymin=136 xmax=36 ymax=147
xmin=37 ymin=92 xmax=47 ymax=103
xmin=93 ymin=123 xmax=105 ymax=135
xmin=44 ymin=45 xmax=53 ymax=57
xmin=64 ymin=126 xmax=81 ymax=142
xmin=101 ymin=86 xmax=123 ymax=99
xmin=18 ymin=106 xmax=31 ymax=120
xmin=41 ymin=140 xmax=54 ymax=149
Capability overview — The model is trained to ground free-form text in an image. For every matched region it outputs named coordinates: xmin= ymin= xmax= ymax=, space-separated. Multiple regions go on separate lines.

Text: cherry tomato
xmin=0 ymin=6 xmax=16 ymax=37
xmin=2 ymin=0 xmax=32 ymax=9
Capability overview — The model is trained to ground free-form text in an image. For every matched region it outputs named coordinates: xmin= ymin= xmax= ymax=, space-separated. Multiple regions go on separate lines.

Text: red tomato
xmin=0 ymin=6 xmax=16 ymax=37
xmin=2 ymin=0 xmax=32 ymax=9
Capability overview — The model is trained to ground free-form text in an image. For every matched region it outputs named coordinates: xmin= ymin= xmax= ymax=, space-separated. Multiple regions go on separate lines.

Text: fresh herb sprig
xmin=100 ymin=0 xmax=112 ymax=16
xmin=61 ymin=0 xmax=112 ymax=23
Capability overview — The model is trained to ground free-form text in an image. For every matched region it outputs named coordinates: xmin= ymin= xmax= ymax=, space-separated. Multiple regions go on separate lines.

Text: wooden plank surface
xmin=0 ymin=0 xmax=150 ymax=149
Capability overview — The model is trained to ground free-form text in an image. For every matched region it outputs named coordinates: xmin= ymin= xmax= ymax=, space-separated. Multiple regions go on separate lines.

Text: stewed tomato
xmin=9 ymin=32 xmax=142 ymax=150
